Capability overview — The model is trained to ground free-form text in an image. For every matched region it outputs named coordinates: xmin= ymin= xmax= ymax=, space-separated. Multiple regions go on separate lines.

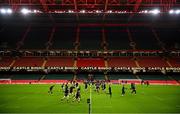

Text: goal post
xmin=0 ymin=78 xmax=11 ymax=84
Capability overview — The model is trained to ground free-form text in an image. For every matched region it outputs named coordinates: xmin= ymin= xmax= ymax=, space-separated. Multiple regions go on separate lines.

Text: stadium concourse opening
xmin=0 ymin=0 xmax=180 ymax=113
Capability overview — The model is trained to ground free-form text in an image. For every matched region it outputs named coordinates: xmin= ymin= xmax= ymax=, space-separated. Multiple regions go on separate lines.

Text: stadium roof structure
xmin=0 ymin=0 xmax=180 ymax=12
xmin=0 ymin=0 xmax=180 ymax=25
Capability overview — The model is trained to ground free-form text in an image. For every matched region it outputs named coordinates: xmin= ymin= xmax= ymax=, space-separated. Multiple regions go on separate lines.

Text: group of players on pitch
xmin=48 ymin=80 xmax=149 ymax=102
xmin=48 ymin=82 xmax=81 ymax=102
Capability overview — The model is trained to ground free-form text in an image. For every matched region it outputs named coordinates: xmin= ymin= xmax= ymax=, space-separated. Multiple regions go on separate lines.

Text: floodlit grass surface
xmin=0 ymin=84 xmax=180 ymax=113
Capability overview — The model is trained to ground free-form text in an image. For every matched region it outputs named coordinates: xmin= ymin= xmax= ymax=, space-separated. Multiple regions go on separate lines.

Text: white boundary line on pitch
xmin=90 ymin=83 xmax=92 ymax=114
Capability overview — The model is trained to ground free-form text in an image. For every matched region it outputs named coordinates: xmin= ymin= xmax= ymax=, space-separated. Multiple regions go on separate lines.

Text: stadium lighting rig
xmin=0 ymin=8 xmax=13 ymax=14
xmin=169 ymin=9 xmax=180 ymax=14
xmin=20 ymin=8 xmax=31 ymax=15
xmin=149 ymin=9 xmax=160 ymax=15
xmin=1 ymin=8 xmax=180 ymax=15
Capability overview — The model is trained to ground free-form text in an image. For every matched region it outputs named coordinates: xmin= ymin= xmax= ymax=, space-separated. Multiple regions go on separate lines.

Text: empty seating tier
xmin=0 ymin=25 xmax=27 ymax=49
xmin=106 ymin=27 xmax=130 ymax=50
xmin=45 ymin=57 xmax=74 ymax=67
xmin=138 ymin=57 xmax=168 ymax=67
xmin=44 ymin=74 xmax=73 ymax=80
xmin=109 ymin=74 xmax=137 ymax=80
xmin=79 ymin=27 xmax=102 ymax=50
xmin=52 ymin=27 xmax=75 ymax=49
xmin=77 ymin=58 xmax=105 ymax=67
xmin=13 ymin=57 xmax=44 ymax=67
xmin=108 ymin=57 xmax=136 ymax=67
xmin=129 ymin=27 xmax=160 ymax=50
xmin=11 ymin=74 xmax=41 ymax=80
xmin=0 ymin=57 xmax=13 ymax=67
xmin=138 ymin=75 xmax=170 ymax=80
xmin=23 ymin=27 xmax=51 ymax=49
xmin=168 ymin=57 xmax=180 ymax=67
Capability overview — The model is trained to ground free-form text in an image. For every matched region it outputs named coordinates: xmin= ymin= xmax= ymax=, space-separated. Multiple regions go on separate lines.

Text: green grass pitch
xmin=0 ymin=84 xmax=180 ymax=113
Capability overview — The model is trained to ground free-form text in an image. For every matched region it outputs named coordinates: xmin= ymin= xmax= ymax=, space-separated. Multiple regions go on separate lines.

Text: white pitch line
xmin=90 ymin=84 xmax=92 ymax=114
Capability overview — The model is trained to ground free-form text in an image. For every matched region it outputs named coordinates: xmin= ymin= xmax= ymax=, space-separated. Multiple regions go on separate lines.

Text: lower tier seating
xmin=170 ymin=75 xmax=180 ymax=80
xmin=11 ymin=74 xmax=41 ymax=80
xmin=138 ymin=75 xmax=170 ymax=80
xmin=44 ymin=74 xmax=73 ymax=80
xmin=109 ymin=74 xmax=137 ymax=80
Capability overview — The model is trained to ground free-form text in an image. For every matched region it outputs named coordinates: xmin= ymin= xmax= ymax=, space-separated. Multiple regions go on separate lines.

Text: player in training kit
xmin=48 ymin=85 xmax=55 ymax=94
xmin=69 ymin=84 xmax=75 ymax=96
xmin=122 ymin=85 xmax=125 ymax=96
xmin=108 ymin=84 xmax=112 ymax=98
xmin=74 ymin=88 xmax=81 ymax=102
xmin=84 ymin=81 xmax=88 ymax=90
xmin=131 ymin=83 xmax=136 ymax=94
xmin=61 ymin=84 xmax=69 ymax=101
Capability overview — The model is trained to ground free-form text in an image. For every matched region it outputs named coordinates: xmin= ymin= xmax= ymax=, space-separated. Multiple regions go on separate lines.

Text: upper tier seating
xmin=0 ymin=25 xmax=27 ymax=49
xmin=77 ymin=58 xmax=105 ymax=67
xmin=13 ymin=57 xmax=44 ymax=67
xmin=108 ymin=57 xmax=136 ymax=67
xmin=106 ymin=27 xmax=130 ymax=50
xmin=155 ymin=28 xmax=180 ymax=50
xmin=22 ymin=27 xmax=51 ymax=49
xmin=129 ymin=27 xmax=160 ymax=50
xmin=51 ymin=27 xmax=75 ymax=49
xmin=45 ymin=57 xmax=74 ymax=67
xmin=79 ymin=27 xmax=102 ymax=50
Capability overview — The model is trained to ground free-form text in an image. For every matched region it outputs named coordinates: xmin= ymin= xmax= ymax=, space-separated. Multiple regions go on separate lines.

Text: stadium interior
xmin=0 ymin=0 xmax=180 ymax=113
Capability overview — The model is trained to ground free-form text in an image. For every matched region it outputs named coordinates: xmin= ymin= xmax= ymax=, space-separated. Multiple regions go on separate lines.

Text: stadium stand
xmin=79 ymin=27 xmax=102 ymax=50
xmin=52 ymin=27 xmax=76 ymax=49
xmin=0 ymin=25 xmax=27 ymax=49
xmin=168 ymin=57 xmax=180 ymax=67
xmin=11 ymin=74 xmax=41 ymax=80
xmin=138 ymin=57 xmax=169 ymax=67
xmin=170 ymin=75 xmax=180 ymax=81
xmin=106 ymin=27 xmax=130 ymax=50
xmin=94 ymin=74 xmax=105 ymax=80
xmin=77 ymin=58 xmax=105 ymax=67
xmin=13 ymin=57 xmax=44 ymax=67
xmin=109 ymin=74 xmax=137 ymax=80
xmin=43 ymin=74 xmax=73 ymax=80
xmin=129 ymin=27 xmax=160 ymax=50
xmin=76 ymin=74 xmax=89 ymax=80
xmin=0 ymin=74 xmax=12 ymax=79
xmin=0 ymin=57 xmax=13 ymax=67
xmin=22 ymin=26 xmax=51 ymax=49
xmin=45 ymin=57 xmax=74 ymax=67
xmin=138 ymin=75 xmax=170 ymax=80
xmin=107 ymin=57 xmax=136 ymax=67
xmin=155 ymin=28 xmax=180 ymax=50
